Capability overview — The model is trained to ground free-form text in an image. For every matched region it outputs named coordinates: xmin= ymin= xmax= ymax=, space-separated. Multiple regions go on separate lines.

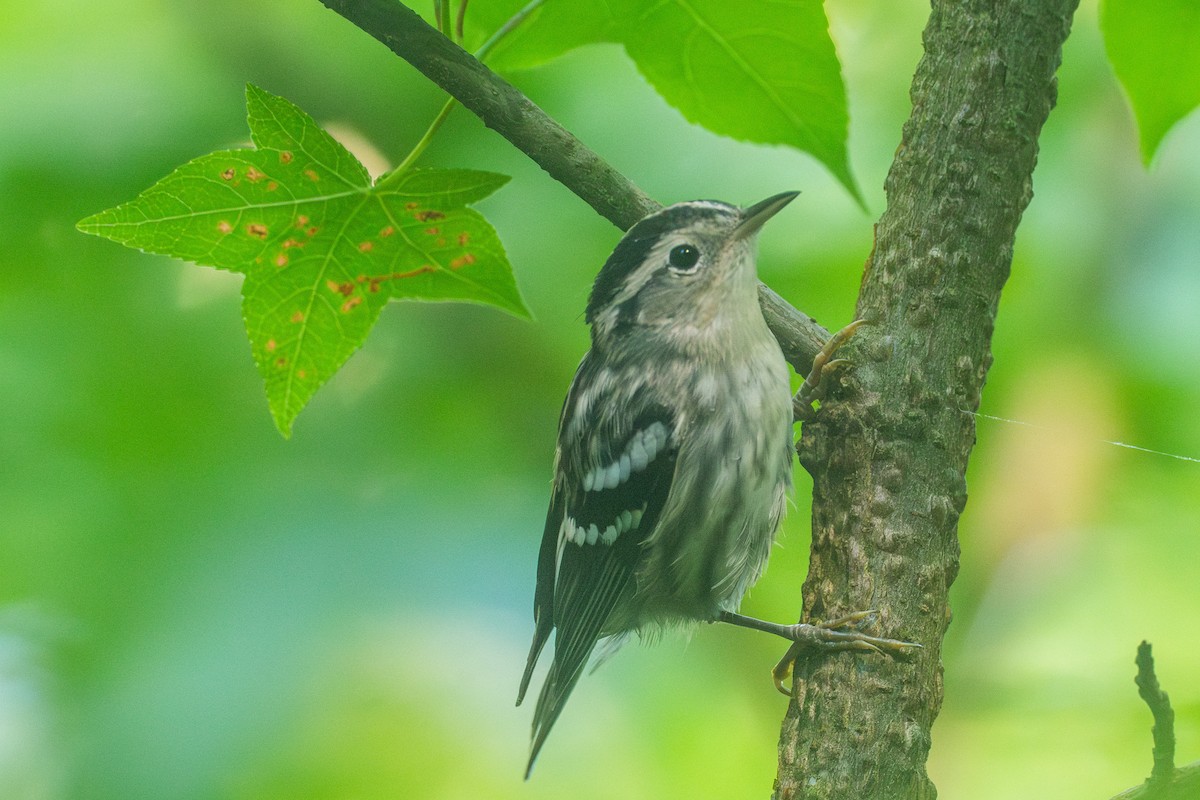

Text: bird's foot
xmin=770 ymin=610 xmax=921 ymax=696
xmin=793 ymin=319 xmax=866 ymax=421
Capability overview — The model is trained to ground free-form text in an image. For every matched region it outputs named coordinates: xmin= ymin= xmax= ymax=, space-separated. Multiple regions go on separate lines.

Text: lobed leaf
xmin=79 ymin=84 xmax=526 ymax=436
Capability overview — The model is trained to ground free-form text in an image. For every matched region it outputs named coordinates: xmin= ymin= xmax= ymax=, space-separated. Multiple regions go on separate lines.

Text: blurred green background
xmin=2 ymin=1 xmax=1198 ymax=798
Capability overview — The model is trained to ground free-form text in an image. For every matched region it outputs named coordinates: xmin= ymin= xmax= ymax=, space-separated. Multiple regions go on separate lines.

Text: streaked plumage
xmin=517 ymin=195 xmax=799 ymax=776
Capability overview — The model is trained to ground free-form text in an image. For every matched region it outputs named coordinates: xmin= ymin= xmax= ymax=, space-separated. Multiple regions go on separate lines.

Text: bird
xmin=516 ymin=193 xmax=916 ymax=777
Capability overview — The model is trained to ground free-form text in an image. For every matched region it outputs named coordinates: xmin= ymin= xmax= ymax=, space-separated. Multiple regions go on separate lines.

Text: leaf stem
xmin=433 ymin=0 xmax=448 ymax=35
xmin=456 ymin=0 xmax=469 ymax=42
xmin=387 ymin=97 xmax=457 ymax=180
xmin=377 ymin=0 xmax=547 ymax=189
xmin=474 ymin=0 xmax=545 ymax=61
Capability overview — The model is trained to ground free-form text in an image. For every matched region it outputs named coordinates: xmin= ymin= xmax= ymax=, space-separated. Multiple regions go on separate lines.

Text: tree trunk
xmin=775 ymin=1 xmax=1080 ymax=797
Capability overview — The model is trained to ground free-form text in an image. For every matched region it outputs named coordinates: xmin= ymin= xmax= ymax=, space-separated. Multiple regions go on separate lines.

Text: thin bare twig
xmin=317 ymin=0 xmax=833 ymax=375
xmin=1108 ymin=643 xmax=1200 ymax=800
xmin=1136 ymin=642 xmax=1177 ymax=786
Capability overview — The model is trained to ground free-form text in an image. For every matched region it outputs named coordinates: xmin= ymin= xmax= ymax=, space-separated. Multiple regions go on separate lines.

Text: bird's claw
xmin=771 ymin=610 xmax=921 ymax=696
xmin=794 ymin=319 xmax=867 ymax=420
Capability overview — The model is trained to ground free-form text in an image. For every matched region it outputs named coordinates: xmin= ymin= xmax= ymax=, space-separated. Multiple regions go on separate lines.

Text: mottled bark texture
xmin=318 ymin=0 xmax=834 ymax=376
xmin=776 ymin=2 xmax=1078 ymax=798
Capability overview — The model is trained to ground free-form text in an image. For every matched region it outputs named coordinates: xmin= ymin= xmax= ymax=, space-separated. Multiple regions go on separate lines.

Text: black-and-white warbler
xmin=517 ymin=194 xmax=916 ymax=776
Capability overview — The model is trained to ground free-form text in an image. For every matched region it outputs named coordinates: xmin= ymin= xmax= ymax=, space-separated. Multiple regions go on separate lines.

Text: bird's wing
xmin=518 ymin=355 xmax=678 ymax=777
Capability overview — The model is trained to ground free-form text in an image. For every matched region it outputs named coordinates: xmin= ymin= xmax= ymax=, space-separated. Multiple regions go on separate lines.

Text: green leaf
xmin=1101 ymin=0 xmax=1200 ymax=163
xmin=479 ymin=0 xmax=858 ymax=202
xmin=78 ymin=84 xmax=526 ymax=436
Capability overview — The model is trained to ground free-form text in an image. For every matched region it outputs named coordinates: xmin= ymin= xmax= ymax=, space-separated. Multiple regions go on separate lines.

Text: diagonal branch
xmin=323 ymin=0 xmax=657 ymax=230
xmin=317 ymin=0 xmax=831 ymax=375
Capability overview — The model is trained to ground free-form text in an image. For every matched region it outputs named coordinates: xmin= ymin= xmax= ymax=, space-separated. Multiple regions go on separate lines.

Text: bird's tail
xmin=516 ymin=616 xmax=552 ymax=707
xmin=524 ymin=641 xmax=596 ymax=779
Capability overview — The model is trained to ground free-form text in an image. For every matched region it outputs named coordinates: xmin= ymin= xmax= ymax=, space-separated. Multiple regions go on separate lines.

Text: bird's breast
xmin=633 ymin=339 xmax=794 ymax=625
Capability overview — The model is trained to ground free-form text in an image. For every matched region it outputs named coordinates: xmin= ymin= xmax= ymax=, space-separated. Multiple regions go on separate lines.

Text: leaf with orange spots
xmin=77 ymin=84 xmax=527 ymax=436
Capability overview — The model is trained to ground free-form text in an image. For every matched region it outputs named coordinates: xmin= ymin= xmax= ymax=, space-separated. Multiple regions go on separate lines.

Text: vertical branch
xmin=776 ymin=1 xmax=1079 ymax=798
xmin=1134 ymin=641 xmax=1177 ymax=787
xmin=1109 ymin=643 xmax=1200 ymax=800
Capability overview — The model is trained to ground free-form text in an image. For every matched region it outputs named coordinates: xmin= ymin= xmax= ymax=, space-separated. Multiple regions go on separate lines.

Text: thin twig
xmin=1107 ymin=644 xmax=1200 ymax=800
xmin=320 ymin=0 xmax=657 ymax=228
xmin=1136 ymin=641 xmax=1177 ymax=787
xmin=317 ymin=0 xmax=833 ymax=375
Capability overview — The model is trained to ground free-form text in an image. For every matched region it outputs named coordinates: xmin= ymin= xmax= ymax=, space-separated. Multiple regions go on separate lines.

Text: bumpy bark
xmin=775 ymin=2 xmax=1079 ymax=798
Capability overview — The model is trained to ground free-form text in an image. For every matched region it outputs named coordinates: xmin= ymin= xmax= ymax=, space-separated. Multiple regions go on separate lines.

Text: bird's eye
xmin=667 ymin=244 xmax=700 ymax=272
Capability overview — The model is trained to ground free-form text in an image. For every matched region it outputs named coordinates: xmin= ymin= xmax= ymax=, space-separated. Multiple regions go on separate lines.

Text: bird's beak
xmin=735 ymin=191 xmax=800 ymax=239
